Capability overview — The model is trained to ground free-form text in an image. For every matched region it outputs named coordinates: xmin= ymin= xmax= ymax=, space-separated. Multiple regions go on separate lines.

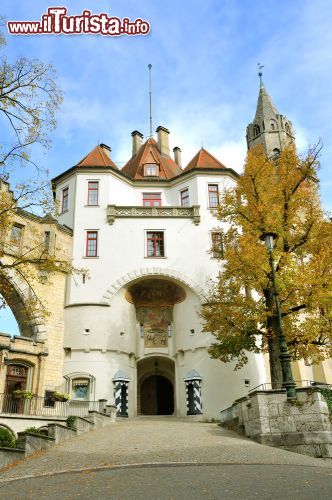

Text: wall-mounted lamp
xmin=120 ymin=331 xmax=125 ymax=336
xmin=190 ymin=329 xmax=195 ymax=335
xmin=140 ymin=324 xmax=144 ymax=338
xmin=168 ymin=323 xmax=172 ymax=337
xmin=83 ymin=329 xmax=90 ymax=335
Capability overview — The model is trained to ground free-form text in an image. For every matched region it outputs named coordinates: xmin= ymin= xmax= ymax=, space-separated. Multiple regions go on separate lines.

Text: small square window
xmin=72 ymin=379 xmax=90 ymax=400
xmin=61 ymin=187 xmax=69 ymax=212
xmin=180 ymin=189 xmax=190 ymax=207
xmin=211 ymin=232 xmax=224 ymax=259
xmin=144 ymin=164 xmax=159 ymax=176
xmin=143 ymin=193 xmax=162 ymax=207
xmin=208 ymin=184 xmax=219 ymax=208
xmin=86 ymin=231 xmax=98 ymax=257
xmin=146 ymin=231 xmax=165 ymax=257
xmin=87 ymin=181 xmax=99 ymax=206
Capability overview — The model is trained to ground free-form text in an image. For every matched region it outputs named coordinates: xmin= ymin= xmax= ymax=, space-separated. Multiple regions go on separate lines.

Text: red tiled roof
xmin=77 ymin=145 xmax=118 ymax=169
xmin=122 ymin=138 xmax=182 ymax=180
xmin=183 ymin=148 xmax=227 ymax=172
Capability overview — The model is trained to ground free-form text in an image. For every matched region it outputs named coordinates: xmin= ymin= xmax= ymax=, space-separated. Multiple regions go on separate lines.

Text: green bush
xmin=66 ymin=415 xmax=77 ymax=429
xmin=24 ymin=426 xmax=48 ymax=436
xmin=0 ymin=427 xmax=16 ymax=448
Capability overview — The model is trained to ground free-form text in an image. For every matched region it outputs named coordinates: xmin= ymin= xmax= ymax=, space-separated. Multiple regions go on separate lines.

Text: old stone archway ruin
xmin=0 ymin=270 xmax=46 ymax=339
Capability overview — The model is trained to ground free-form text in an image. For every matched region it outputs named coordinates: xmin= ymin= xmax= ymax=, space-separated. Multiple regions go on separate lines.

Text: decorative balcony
xmin=107 ymin=205 xmax=201 ymax=225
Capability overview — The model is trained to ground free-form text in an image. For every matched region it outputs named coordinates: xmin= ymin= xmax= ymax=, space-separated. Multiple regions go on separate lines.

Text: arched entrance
xmin=137 ymin=357 xmax=175 ymax=416
xmin=141 ymin=375 xmax=174 ymax=415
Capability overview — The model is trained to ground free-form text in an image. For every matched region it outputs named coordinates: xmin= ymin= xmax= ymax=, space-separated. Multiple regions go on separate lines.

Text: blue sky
xmin=1 ymin=0 xmax=332 ymax=334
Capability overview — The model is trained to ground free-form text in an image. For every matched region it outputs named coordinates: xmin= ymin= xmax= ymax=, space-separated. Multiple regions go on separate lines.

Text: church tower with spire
xmin=246 ymin=71 xmax=295 ymax=157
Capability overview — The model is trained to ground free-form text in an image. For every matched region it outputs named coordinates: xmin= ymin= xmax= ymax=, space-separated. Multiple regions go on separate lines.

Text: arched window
xmin=253 ymin=125 xmax=260 ymax=137
xmin=270 ymin=120 xmax=277 ymax=131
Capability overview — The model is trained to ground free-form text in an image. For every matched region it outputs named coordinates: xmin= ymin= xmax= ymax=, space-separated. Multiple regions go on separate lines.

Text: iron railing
xmin=0 ymin=394 xmax=102 ymax=418
xmin=248 ymin=380 xmax=332 ymax=394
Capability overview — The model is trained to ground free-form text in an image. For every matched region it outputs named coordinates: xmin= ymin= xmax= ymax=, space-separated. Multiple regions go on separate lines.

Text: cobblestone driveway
xmin=0 ymin=416 xmax=331 ymax=483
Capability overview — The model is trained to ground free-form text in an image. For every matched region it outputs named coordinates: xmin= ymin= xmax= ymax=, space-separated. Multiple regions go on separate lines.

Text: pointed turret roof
xmin=77 ymin=144 xmax=118 ymax=169
xmin=122 ymin=138 xmax=182 ymax=180
xmin=183 ymin=148 xmax=227 ymax=172
xmin=254 ymin=84 xmax=278 ymax=121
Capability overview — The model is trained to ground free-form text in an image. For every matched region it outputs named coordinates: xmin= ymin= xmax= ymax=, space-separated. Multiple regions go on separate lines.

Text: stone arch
xmin=0 ymin=268 xmax=47 ymax=340
xmin=101 ymin=267 xmax=206 ymax=304
xmin=270 ymin=119 xmax=278 ymax=131
xmin=253 ymin=124 xmax=260 ymax=137
xmin=137 ymin=356 xmax=175 ymax=415
xmin=285 ymin=122 xmax=291 ymax=134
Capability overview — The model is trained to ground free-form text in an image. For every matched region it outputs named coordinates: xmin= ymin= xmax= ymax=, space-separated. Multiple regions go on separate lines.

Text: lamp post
xmin=260 ymin=232 xmax=297 ymax=398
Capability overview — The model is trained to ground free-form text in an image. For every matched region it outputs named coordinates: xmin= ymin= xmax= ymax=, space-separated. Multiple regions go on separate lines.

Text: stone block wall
xmin=235 ymin=388 xmax=332 ymax=458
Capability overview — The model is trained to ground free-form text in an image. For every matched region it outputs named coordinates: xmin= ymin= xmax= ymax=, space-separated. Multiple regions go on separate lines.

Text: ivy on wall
xmin=319 ymin=388 xmax=332 ymax=415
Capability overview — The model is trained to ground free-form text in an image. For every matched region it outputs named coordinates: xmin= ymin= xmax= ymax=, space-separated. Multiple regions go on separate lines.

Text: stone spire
xmin=254 ymin=85 xmax=278 ymax=123
xmin=246 ymin=76 xmax=295 ymax=157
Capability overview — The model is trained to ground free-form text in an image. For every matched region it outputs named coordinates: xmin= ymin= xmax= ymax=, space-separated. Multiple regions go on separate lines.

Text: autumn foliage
xmin=201 ymin=144 xmax=332 ymax=387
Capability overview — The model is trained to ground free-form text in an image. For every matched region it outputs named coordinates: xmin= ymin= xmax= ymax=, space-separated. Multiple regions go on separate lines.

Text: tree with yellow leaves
xmin=0 ymin=22 xmax=77 ymax=330
xmin=201 ymin=144 xmax=332 ymax=388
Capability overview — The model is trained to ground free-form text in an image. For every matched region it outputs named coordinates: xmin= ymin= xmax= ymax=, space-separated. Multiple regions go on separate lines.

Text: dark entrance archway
xmin=141 ymin=375 xmax=174 ymax=415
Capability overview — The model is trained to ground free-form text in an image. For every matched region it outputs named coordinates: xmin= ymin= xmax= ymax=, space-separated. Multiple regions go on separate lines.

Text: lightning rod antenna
xmin=148 ymin=64 xmax=153 ymax=137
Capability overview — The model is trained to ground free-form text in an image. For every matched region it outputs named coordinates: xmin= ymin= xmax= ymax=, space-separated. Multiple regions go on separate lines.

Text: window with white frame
xmin=208 ymin=184 xmax=219 ymax=208
xmin=87 ymin=181 xmax=99 ymax=206
xmin=144 ymin=163 xmax=159 ymax=177
xmin=180 ymin=188 xmax=190 ymax=207
xmin=146 ymin=231 xmax=165 ymax=257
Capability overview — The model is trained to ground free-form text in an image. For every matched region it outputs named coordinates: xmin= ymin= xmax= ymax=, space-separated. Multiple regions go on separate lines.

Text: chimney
xmin=100 ymin=143 xmax=111 ymax=157
xmin=131 ymin=130 xmax=143 ymax=156
xmin=156 ymin=126 xmax=170 ymax=156
xmin=173 ymin=147 xmax=182 ymax=168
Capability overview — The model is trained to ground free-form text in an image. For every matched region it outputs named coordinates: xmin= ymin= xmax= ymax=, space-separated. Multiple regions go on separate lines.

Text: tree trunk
xmin=265 ymin=288 xmax=283 ymax=389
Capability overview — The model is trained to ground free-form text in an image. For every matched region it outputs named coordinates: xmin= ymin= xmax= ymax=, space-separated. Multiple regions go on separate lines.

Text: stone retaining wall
xmin=221 ymin=388 xmax=332 ymax=458
xmin=0 ymin=411 xmax=114 ymax=469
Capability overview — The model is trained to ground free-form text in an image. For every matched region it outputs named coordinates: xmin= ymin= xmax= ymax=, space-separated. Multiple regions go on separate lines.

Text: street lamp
xmin=260 ymin=232 xmax=297 ymax=398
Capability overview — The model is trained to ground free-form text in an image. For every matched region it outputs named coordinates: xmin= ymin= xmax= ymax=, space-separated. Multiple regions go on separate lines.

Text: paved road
xmin=0 ymin=417 xmax=332 ymax=499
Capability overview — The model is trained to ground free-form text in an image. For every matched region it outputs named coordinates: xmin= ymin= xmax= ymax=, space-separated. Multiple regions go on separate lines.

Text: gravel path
xmin=0 ymin=416 xmax=331 ymax=483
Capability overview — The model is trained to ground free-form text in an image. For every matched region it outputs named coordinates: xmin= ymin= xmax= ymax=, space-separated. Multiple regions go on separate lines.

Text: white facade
xmin=52 ymin=134 xmax=267 ymax=419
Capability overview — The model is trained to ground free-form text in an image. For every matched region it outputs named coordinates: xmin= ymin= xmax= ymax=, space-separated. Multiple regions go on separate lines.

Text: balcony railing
xmin=107 ymin=205 xmax=201 ymax=225
xmin=0 ymin=394 xmax=102 ymax=418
